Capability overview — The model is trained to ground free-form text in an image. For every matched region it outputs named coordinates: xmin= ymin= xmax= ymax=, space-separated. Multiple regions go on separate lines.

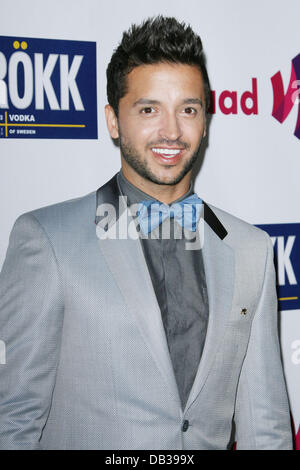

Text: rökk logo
xmin=0 ymin=36 xmax=97 ymax=139
xmin=271 ymin=53 xmax=300 ymax=140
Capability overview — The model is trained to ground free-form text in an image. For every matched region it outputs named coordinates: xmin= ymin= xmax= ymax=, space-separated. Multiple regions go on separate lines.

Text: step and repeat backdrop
xmin=0 ymin=0 xmax=299 ymax=449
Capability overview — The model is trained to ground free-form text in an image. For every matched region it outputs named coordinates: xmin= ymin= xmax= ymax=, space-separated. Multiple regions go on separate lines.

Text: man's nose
xmin=158 ymin=112 xmax=183 ymax=141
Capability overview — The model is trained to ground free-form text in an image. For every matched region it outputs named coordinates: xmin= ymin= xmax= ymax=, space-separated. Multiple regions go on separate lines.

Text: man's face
xmin=106 ymin=62 xmax=207 ymax=187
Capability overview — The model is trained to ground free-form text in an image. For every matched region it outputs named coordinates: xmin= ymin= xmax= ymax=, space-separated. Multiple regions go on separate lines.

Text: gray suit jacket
xmin=0 ymin=174 xmax=293 ymax=449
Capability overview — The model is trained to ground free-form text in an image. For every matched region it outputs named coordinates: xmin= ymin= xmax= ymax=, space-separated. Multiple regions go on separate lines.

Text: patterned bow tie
xmin=137 ymin=194 xmax=203 ymax=235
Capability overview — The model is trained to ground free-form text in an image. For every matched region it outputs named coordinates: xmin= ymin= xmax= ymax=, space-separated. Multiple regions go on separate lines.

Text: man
xmin=0 ymin=16 xmax=293 ymax=450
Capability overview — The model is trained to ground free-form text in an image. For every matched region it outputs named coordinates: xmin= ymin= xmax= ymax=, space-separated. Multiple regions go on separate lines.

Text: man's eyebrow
xmin=133 ymin=99 xmax=161 ymax=106
xmin=182 ymin=98 xmax=203 ymax=107
xmin=132 ymin=98 xmax=203 ymax=107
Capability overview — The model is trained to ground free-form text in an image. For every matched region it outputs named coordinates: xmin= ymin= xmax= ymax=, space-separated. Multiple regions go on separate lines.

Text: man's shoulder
xmin=205 ymin=202 xmax=271 ymax=249
xmin=16 ymin=189 xmax=97 ymax=233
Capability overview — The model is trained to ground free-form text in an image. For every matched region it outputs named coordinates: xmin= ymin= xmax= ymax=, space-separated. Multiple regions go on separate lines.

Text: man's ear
xmin=105 ymin=104 xmax=119 ymax=139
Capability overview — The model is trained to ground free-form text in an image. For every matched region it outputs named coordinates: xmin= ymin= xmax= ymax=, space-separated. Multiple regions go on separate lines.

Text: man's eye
xmin=184 ymin=107 xmax=196 ymax=114
xmin=141 ymin=107 xmax=155 ymax=114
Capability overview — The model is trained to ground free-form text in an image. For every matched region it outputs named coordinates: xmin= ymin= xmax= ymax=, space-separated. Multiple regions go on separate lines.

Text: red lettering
xmin=240 ymin=78 xmax=258 ymax=115
xmin=208 ymin=78 xmax=259 ymax=116
xmin=219 ymin=90 xmax=237 ymax=114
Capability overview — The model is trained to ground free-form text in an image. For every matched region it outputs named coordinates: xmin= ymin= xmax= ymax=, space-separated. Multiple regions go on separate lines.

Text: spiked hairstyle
xmin=106 ymin=16 xmax=211 ymax=117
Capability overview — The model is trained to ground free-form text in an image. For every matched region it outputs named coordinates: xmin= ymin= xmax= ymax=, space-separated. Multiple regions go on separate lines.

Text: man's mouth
xmin=151 ymin=147 xmax=185 ymax=163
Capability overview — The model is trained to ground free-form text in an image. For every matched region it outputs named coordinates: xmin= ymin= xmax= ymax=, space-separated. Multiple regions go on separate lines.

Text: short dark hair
xmin=106 ymin=16 xmax=211 ymax=116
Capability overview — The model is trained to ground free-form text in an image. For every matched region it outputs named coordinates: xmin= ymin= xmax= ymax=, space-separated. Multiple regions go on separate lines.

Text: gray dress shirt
xmin=117 ymin=170 xmax=209 ymax=409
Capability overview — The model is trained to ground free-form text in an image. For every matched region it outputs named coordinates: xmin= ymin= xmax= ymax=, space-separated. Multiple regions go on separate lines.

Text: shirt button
xmin=182 ymin=419 xmax=189 ymax=432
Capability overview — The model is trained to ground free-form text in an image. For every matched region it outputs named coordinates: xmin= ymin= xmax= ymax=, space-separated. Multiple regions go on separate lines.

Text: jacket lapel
xmin=184 ymin=206 xmax=235 ymax=412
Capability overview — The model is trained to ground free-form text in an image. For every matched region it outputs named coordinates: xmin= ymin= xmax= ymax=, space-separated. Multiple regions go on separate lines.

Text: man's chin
xmin=146 ymin=169 xmax=188 ymax=186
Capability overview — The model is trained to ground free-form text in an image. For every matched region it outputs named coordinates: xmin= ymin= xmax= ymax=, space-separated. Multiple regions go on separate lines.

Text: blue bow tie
xmin=137 ymin=194 xmax=203 ymax=235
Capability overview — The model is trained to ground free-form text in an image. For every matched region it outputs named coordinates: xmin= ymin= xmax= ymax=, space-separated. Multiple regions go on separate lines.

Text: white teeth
xmin=152 ymin=148 xmax=181 ymax=157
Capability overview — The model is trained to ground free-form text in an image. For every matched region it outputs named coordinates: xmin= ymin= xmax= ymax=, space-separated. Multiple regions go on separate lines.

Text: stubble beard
xmin=118 ymin=130 xmax=204 ymax=186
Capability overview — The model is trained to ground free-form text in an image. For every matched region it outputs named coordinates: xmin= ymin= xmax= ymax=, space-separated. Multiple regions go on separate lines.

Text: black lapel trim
xmin=95 ymin=174 xmax=121 ymax=224
xmin=203 ymin=202 xmax=228 ymax=240
xmin=95 ymin=173 xmax=228 ymax=240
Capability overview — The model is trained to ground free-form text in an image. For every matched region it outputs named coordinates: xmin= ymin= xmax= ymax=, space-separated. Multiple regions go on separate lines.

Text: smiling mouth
xmin=151 ymin=147 xmax=185 ymax=159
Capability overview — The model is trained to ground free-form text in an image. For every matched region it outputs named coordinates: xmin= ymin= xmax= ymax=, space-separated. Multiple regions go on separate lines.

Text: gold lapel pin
xmin=240 ymin=308 xmax=247 ymax=315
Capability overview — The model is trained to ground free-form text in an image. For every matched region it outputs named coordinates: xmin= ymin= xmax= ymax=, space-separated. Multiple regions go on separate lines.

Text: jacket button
xmin=182 ymin=419 xmax=189 ymax=432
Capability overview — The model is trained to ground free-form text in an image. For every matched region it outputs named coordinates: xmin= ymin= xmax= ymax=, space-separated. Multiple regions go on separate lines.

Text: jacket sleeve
xmin=234 ymin=232 xmax=293 ymax=449
xmin=0 ymin=213 xmax=64 ymax=449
